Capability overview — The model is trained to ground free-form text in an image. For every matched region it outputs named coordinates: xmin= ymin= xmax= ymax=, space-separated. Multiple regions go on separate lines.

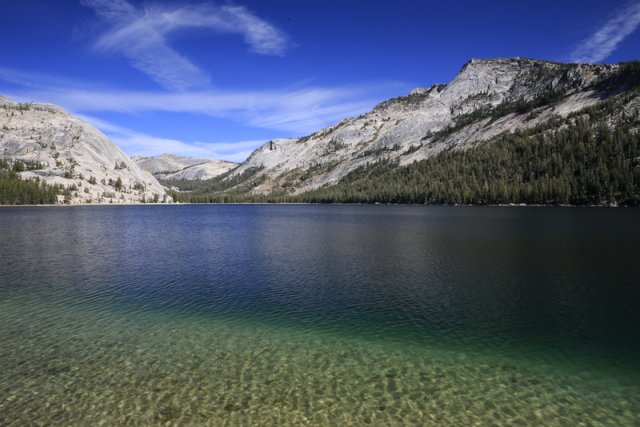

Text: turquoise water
xmin=0 ymin=205 xmax=639 ymax=425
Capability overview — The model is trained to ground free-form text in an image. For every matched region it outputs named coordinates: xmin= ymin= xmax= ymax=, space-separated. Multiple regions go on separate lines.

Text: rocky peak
xmin=453 ymin=57 xmax=618 ymax=101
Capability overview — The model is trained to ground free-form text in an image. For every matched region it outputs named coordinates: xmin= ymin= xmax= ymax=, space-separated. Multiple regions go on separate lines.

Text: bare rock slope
xmin=133 ymin=154 xmax=237 ymax=180
xmin=1 ymin=97 xmax=168 ymax=203
xmin=226 ymin=58 xmax=639 ymax=195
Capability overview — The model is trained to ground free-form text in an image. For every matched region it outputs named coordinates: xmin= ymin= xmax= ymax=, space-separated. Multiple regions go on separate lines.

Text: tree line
xmin=293 ymin=121 xmax=639 ymax=206
xmin=0 ymin=159 xmax=61 ymax=205
xmin=165 ymin=166 xmax=266 ymax=203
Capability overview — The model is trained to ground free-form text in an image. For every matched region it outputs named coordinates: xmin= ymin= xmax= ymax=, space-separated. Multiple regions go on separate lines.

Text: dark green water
xmin=0 ymin=205 xmax=638 ymax=425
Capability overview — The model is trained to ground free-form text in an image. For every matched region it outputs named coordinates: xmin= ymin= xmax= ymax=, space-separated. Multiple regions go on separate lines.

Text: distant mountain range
xmin=2 ymin=57 xmax=639 ymax=205
xmin=132 ymin=154 xmax=237 ymax=181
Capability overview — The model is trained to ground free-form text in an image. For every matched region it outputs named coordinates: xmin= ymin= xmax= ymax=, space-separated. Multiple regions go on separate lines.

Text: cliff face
xmin=0 ymin=97 xmax=168 ymax=203
xmin=133 ymin=154 xmax=237 ymax=181
xmin=225 ymin=58 xmax=639 ymax=195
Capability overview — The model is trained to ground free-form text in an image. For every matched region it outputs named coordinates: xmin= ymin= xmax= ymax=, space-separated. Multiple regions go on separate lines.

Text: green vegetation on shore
xmin=0 ymin=159 xmax=61 ymax=205
xmin=163 ymin=166 xmax=266 ymax=203
xmin=294 ymin=120 xmax=639 ymax=206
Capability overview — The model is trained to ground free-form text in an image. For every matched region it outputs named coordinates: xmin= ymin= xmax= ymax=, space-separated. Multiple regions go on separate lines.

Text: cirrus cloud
xmin=81 ymin=0 xmax=289 ymax=90
xmin=571 ymin=1 xmax=640 ymax=63
xmin=0 ymin=65 xmax=408 ymax=160
xmin=77 ymin=115 xmax=262 ymax=162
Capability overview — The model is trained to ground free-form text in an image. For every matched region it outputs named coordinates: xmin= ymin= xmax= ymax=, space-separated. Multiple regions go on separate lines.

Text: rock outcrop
xmin=133 ymin=154 xmax=237 ymax=180
xmin=0 ymin=97 xmax=168 ymax=203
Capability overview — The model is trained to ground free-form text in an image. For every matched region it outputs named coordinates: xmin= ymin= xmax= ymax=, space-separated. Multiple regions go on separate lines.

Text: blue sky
xmin=1 ymin=0 xmax=639 ymax=162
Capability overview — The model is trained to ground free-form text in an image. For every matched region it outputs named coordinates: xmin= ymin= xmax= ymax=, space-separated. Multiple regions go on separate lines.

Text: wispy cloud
xmin=1 ymin=67 xmax=407 ymax=160
xmin=1 ymin=71 xmax=402 ymax=134
xmin=571 ymin=1 xmax=640 ymax=63
xmin=79 ymin=115 xmax=261 ymax=162
xmin=0 ymin=66 xmax=106 ymax=90
xmin=81 ymin=0 xmax=289 ymax=90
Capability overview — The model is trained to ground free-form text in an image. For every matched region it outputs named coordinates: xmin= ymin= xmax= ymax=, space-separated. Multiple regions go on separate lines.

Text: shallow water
xmin=0 ymin=205 xmax=639 ymax=425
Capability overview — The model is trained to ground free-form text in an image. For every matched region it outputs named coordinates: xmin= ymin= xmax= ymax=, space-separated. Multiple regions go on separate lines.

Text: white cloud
xmin=1 ymin=67 xmax=407 ymax=161
xmin=78 ymin=115 xmax=263 ymax=162
xmin=4 ymin=81 xmax=403 ymax=135
xmin=81 ymin=0 xmax=289 ymax=89
xmin=571 ymin=1 xmax=640 ymax=63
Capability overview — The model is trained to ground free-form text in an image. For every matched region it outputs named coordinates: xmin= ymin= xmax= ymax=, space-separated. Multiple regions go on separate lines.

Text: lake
xmin=0 ymin=205 xmax=639 ymax=425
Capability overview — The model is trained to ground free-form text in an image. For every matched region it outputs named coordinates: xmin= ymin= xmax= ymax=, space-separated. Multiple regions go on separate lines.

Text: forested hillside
xmin=294 ymin=121 xmax=639 ymax=206
xmin=169 ymin=79 xmax=640 ymax=206
xmin=0 ymin=159 xmax=61 ymax=205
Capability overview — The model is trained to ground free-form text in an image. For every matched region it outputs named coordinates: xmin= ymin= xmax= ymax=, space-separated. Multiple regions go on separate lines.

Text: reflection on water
xmin=0 ymin=205 xmax=639 ymax=425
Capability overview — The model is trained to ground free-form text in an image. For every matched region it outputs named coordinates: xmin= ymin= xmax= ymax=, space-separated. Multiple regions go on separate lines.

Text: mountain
xmin=0 ymin=96 xmax=168 ymax=204
xmin=169 ymin=58 xmax=640 ymax=205
xmin=4 ymin=57 xmax=638 ymax=206
xmin=133 ymin=154 xmax=237 ymax=180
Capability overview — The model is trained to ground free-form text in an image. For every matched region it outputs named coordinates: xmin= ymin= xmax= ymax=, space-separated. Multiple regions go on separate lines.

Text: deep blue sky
xmin=1 ymin=0 xmax=639 ymax=161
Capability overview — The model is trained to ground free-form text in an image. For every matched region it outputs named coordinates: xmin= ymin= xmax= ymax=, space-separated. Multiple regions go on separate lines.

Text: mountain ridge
xmin=133 ymin=153 xmax=237 ymax=181
xmin=167 ymin=57 xmax=640 ymax=205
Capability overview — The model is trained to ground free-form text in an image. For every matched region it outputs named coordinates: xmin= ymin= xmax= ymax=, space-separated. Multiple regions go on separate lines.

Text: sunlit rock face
xmin=0 ymin=96 xmax=168 ymax=203
xmin=227 ymin=58 xmax=637 ymax=195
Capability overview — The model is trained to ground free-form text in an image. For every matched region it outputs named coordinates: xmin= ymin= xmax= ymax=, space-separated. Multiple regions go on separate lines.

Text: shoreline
xmin=0 ymin=202 xmax=631 ymax=208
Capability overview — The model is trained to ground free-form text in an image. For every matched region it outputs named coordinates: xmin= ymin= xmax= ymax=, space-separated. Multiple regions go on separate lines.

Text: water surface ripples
xmin=0 ymin=205 xmax=639 ymax=425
